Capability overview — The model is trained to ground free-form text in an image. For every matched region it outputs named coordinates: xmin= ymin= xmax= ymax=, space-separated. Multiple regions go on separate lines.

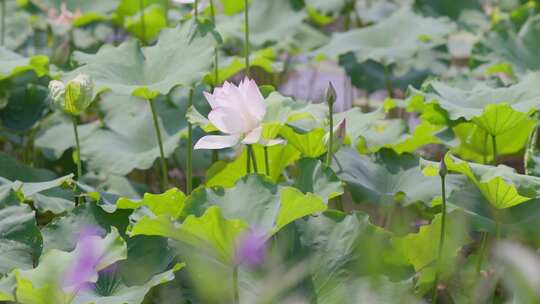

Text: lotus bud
xmin=326 ymin=82 xmax=337 ymax=107
xmin=439 ymin=157 xmax=447 ymax=177
xmin=48 ymin=74 xmax=94 ymax=116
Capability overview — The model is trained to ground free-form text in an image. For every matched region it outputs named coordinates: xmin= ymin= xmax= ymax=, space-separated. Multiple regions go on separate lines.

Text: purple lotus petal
xmin=62 ymin=226 xmax=105 ymax=292
xmin=235 ymin=228 xmax=268 ymax=267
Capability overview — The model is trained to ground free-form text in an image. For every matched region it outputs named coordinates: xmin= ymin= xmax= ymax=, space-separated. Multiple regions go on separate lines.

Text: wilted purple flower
xmin=235 ymin=228 xmax=268 ymax=267
xmin=62 ymin=226 xmax=105 ymax=292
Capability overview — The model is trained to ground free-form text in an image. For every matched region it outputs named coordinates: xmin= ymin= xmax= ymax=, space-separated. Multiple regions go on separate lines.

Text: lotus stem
xmin=431 ymin=173 xmax=447 ymax=304
xmin=476 ymin=232 xmax=488 ymax=274
xmin=247 ymin=144 xmax=258 ymax=174
xmin=71 ymin=116 xmax=82 ymax=181
xmin=233 ymin=266 xmax=240 ymax=304
xmin=186 ymin=88 xmax=194 ymax=194
xmin=244 ymin=0 xmax=250 ymax=77
xmin=194 ymin=0 xmax=199 ymax=18
xmin=209 ymin=0 xmax=219 ymax=86
xmin=325 ymin=83 xmax=337 ymax=168
xmin=139 ymin=0 xmax=146 ymax=44
xmin=264 ymin=146 xmax=270 ymax=176
xmin=1 ymin=0 xmax=5 ymax=46
xmin=209 ymin=0 xmax=220 ymax=164
xmin=246 ymin=147 xmax=251 ymax=174
xmin=149 ymin=99 xmax=169 ymax=191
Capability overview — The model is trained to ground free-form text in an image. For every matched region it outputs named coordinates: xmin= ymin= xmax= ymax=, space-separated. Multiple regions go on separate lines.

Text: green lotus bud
xmin=326 ymin=82 xmax=336 ymax=106
xmin=439 ymin=157 xmax=447 ymax=177
xmin=48 ymin=74 xmax=94 ymax=116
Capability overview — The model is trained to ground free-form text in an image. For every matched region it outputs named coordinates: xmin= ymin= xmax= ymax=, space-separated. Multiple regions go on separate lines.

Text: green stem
xmin=247 ymin=145 xmax=258 ymax=173
xmin=72 ymin=116 xmax=82 ymax=181
xmin=186 ymin=88 xmax=194 ymax=194
xmin=139 ymin=0 xmax=146 ymax=44
xmin=233 ymin=266 xmax=240 ymax=304
xmin=1 ymin=0 xmax=5 ymax=46
xmin=325 ymin=102 xmax=334 ymax=167
xmin=431 ymin=175 xmax=447 ymax=304
xmin=492 ymin=135 xmax=497 ymax=165
xmin=209 ymin=0 xmax=220 ymax=86
xmin=194 ymin=0 xmax=199 ymax=18
xmin=264 ymin=146 xmax=270 ymax=176
xmin=244 ymin=0 xmax=250 ymax=77
xmin=476 ymin=232 xmax=488 ymax=274
xmin=149 ymin=100 xmax=169 ymax=191
xmin=246 ymin=146 xmax=251 ymax=174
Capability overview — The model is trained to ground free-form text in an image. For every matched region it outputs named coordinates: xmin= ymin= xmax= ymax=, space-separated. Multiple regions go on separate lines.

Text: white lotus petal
xmin=239 ymin=77 xmax=266 ymax=121
xmin=194 ymin=135 xmax=240 ymax=150
xmin=242 ymin=126 xmax=262 ymax=145
xmin=208 ymin=107 xmax=249 ymax=134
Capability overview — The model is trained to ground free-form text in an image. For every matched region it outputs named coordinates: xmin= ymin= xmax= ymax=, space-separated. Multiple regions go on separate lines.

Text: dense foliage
xmin=2 ymin=0 xmax=540 ymax=303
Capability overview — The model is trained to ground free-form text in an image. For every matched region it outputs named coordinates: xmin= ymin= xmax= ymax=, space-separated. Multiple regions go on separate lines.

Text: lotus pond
xmin=3 ymin=0 xmax=540 ymax=303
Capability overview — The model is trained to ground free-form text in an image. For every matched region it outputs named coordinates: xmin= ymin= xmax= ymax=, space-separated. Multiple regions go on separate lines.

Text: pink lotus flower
xmin=235 ymin=228 xmax=268 ymax=267
xmin=48 ymin=3 xmax=82 ymax=26
xmin=195 ymin=78 xmax=282 ymax=150
xmin=61 ymin=226 xmax=105 ymax=293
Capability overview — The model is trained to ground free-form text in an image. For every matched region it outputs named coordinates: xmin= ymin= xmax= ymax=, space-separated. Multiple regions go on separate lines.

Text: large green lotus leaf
xmin=339 ymin=54 xmax=431 ymax=93
xmin=116 ymin=236 xmax=175 ymax=286
xmin=14 ymin=227 xmax=126 ymax=304
xmin=0 ymin=153 xmax=76 ymax=214
xmin=118 ymin=2 xmax=167 ymax=43
xmin=412 ymin=73 xmax=540 ymax=136
xmin=334 ymin=107 xmax=384 ymax=147
xmin=293 ymin=158 xmax=343 ymax=202
xmin=204 ymin=48 xmax=276 ymax=85
xmin=295 ymin=211 xmax=411 ymax=302
xmin=415 ymin=0 xmax=482 ymax=19
xmin=279 ymin=127 xmax=327 ymax=158
xmin=0 ymin=204 xmax=41 ymax=274
xmin=186 ymin=175 xmax=327 ymax=234
xmin=26 ymin=0 xmax=119 ymax=26
xmin=392 ymin=211 xmax=471 ymax=293
xmin=9 ymin=175 xmax=75 ymax=215
xmin=0 ymin=83 xmax=48 ymax=132
xmin=130 ymin=206 xmax=248 ymax=264
xmin=114 ymin=188 xmax=186 ymax=218
xmin=41 ymin=202 xmax=130 ymax=252
xmin=0 ymin=48 xmax=49 ymax=81
xmin=444 ymin=154 xmax=540 ymax=209
xmin=80 ymin=94 xmax=186 ymax=175
xmin=315 ymin=8 xmax=454 ymax=65
xmin=476 ymin=15 xmax=540 ymax=74
xmin=331 ymin=148 xmax=463 ymax=206
xmin=68 ymin=22 xmax=214 ymax=100
xmin=263 ymin=92 xmax=327 ymax=131
xmin=0 ymin=152 xmax=55 ymax=182
xmin=205 ymin=143 xmax=300 ymax=188
xmin=4 ymin=6 xmax=33 ymax=51
xmin=35 ymin=113 xmax=101 ymax=161
xmin=0 ymin=273 xmax=15 ymax=301
xmin=217 ymin=0 xmax=307 ymax=46
xmin=72 ymin=263 xmax=183 ymax=304
xmin=448 ymin=120 xmax=535 ymax=163
xmin=443 ymin=181 xmax=540 ymax=235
